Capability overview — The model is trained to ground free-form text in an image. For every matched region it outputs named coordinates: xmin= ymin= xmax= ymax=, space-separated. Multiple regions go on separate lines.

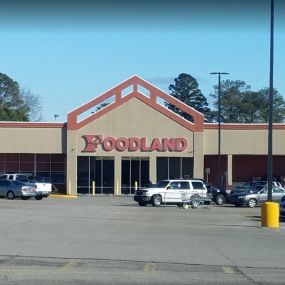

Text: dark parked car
xmin=280 ymin=196 xmax=285 ymax=219
xmin=206 ymin=184 xmax=230 ymax=205
xmin=0 ymin=180 xmax=36 ymax=200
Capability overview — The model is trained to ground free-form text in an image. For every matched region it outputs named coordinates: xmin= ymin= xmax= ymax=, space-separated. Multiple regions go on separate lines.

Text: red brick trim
xmin=0 ymin=122 xmax=66 ymax=128
xmin=67 ymin=75 xmax=204 ymax=132
xmin=204 ymin=123 xmax=285 ymax=130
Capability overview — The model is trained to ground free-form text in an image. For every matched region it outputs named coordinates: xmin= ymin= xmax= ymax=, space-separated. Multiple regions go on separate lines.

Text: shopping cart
xmin=180 ymin=192 xmax=212 ymax=209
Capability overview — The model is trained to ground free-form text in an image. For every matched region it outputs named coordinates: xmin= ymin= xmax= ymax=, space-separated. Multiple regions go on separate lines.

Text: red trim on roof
xmin=204 ymin=123 xmax=285 ymax=130
xmin=67 ymin=75 xmax=204 ymax=132
xmin=0 ymin=122 xmax=66 ymax=128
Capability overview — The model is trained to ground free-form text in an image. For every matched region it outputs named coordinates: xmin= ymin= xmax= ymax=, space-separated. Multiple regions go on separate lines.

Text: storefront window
xmin=0 ymin=153 xmax=66 ymax=186
xmin=157 ymin=157 xmax=193 ymax=181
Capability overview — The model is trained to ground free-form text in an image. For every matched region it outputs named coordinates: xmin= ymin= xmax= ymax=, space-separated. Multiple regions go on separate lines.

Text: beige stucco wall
xmin=204 ymin=128 xmax=285 ymax=155
xmin=0 ymin=127 xmax=66 ymax=153
xmin=67 ymin=98 xmax=204 ymax=194
xmin=77 ymin=98 xmax=194 ymax=156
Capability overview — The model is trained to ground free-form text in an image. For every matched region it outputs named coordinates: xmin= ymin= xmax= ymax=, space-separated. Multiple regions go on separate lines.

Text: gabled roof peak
xmin=67 ymin=75 xmax=204 ymax=131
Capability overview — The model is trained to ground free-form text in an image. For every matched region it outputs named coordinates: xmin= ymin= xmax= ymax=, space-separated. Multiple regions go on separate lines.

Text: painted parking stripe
xmin=144 ymin=263 xmax=157 ymax=273
xmin=59 ymin=260 xmax=78 ymax=271
xmin=222 ymin=266 xmax=236 ymax=274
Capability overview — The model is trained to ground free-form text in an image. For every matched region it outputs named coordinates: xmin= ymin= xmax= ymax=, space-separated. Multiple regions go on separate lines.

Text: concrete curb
xmin=49 ymin=194 xmax=78 ymax=199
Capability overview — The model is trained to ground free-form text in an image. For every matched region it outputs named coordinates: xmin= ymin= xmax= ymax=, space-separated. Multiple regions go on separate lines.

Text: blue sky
xmin=0 ymin=0 xmax=284 ymax=122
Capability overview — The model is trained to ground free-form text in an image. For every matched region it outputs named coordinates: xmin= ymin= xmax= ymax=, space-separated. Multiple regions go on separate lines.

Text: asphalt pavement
xmin=0 ymin=196 xmax=284 ymax=284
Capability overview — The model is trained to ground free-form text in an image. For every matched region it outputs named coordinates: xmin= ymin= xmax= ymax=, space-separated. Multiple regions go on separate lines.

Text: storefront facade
xmin=1 ymin=76 xmax=285 ymax=194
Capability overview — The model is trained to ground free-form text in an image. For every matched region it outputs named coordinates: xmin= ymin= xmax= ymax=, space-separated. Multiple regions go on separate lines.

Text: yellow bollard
xmin=116 ymin=181 xmax=119 ymax=196
xmin=134 ymin=181 xmax=138 ymax=192
xmin=261 ymin=202 xmax=279 ymax=228
xmin=92 ymin=181 xmax=95 ymax=196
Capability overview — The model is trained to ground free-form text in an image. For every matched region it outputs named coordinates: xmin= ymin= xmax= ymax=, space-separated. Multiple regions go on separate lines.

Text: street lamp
xmin=210 ymin=72 xmax=229 ymax=189
xmin=267 ymin=0 xmax=274 ymax=201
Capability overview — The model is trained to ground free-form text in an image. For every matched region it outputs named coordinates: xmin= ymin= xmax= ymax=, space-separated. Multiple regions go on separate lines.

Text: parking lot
xmin=0 ymin=196 xmax=284 ymax=285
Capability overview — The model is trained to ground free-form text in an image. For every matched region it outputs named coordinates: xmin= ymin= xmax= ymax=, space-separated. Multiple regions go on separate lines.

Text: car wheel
xmin=7 ymin=191 xmax=15 ymax=200
xmin=248 ymin=198 xmax=257 ymax=208
xmin=191 ymin=196 xmax=200 ymax=209
xmin=35 ymin=196 xmax=43 ymax=200
xmin=151 ymin=195 xmax=162 ymax=207
xmin=138 ymin=201 xmax=147 ymax=206
xmin=215 ymin=194 xmax=226 ymax=205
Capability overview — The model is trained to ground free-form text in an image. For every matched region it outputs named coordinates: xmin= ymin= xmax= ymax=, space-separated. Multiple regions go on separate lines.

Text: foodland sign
xmin=82 ymin=135 xmax=188 ymax=153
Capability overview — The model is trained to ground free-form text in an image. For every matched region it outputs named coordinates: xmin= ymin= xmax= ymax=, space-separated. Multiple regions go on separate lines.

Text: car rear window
xmin=191 ymin=181 xmax=204 ymax=189
xmin=16 ymin=175 xmax=29 ymax=182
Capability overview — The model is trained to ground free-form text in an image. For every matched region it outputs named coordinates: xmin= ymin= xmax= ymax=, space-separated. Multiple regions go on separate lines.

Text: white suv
xmin=134 ymin=179 xmax=208 ymax=207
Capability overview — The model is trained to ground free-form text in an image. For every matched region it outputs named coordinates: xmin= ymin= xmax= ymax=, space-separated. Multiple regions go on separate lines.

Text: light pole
xmin=210 ymin=72 xmax=229 ymax=189
xmin=267 ymin=0 xmax=274 ymax=202
xmin=261 ymin=0 xmax=278 ymax=228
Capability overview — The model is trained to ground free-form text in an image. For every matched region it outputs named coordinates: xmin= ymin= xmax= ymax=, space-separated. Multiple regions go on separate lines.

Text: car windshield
xmin=152 ymin=180 xmax=170 ymax=188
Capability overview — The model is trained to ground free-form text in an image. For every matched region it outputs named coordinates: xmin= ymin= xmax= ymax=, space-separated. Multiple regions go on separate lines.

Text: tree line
xmin=168 ymin=73 xmax=285 ymax=123
xmin=0 ymin=72 xmax=41 ymax=121
xmin=1 ymin=71 xmax=285 ymax=123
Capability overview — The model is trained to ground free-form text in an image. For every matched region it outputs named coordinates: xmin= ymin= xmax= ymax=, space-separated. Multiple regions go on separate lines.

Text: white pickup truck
xmin=0 ymin=173 xmax=52 ymax=200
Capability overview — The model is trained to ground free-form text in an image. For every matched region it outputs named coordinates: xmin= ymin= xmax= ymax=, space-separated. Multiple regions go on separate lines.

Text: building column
xmin=193 ymin=132 xmax=204 ymax=179
xmin=149 ymin=155 xmax=157 ymax=184
xmin=114 ymin=156 xmax=121 ymax=195
xmin=227 ymin=154 xmax=233 ymax=186
xmin=66 ymin=130 xmax=77 ymax=195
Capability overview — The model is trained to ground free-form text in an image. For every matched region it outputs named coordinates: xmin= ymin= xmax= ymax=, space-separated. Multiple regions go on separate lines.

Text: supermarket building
xmin=0 ymin=76 xmax=285 ymax=194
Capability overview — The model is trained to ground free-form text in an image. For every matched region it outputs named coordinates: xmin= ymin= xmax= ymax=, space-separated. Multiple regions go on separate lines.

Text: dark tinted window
xmin=170 ymin=182 xmax=180 ymax=189
xmin=191 ymin=181 xmax=204 ymax=190
xmin=180 ymin=182 xmax=190 ymax=189
xmin=155 ymin=180 xmax=170 ymax=188
xmin=16 ymin=175 xmax=29 ymax=182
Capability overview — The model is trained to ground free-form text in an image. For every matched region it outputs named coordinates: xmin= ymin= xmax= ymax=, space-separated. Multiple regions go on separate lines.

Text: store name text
xmin=82 ymin=135 xmax=188 ymax=152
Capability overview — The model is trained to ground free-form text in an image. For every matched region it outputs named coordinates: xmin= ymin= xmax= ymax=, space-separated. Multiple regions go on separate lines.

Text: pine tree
xmin=166 ymin=73 xmax=213 ymax=122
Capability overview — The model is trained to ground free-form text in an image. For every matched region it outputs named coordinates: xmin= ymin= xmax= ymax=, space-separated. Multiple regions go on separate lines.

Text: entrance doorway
xmin=77 ymin=156 xmax=114 ymax=194
xmin=121 ymin=157 xmax=150 ymax=194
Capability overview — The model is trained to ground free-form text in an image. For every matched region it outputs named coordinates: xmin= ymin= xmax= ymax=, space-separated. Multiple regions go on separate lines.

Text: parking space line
xmin=144 ymin=263 xmax=157 ymax=273
xmin=222 ymin=266 xmax=236 ymax=274
xmin=59 ymin=260 xmax=78 ymax=271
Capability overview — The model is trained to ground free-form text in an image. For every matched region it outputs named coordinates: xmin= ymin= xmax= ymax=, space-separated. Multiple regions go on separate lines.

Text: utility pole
xmin=210 ymin=72 xmax=229 ymax=189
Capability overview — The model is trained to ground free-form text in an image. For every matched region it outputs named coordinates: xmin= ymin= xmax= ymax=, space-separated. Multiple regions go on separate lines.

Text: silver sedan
xmin=229 ymin=186 xmax=285 ymax=208
xmin=0 ymin=180 xmax=36 ymax=200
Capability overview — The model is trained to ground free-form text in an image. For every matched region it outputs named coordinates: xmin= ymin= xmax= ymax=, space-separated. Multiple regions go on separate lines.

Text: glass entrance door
xmin=77 ymin=156 xmax=114 ymax=194
xmin=121 ymin=157 xmax=149 ymax=194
